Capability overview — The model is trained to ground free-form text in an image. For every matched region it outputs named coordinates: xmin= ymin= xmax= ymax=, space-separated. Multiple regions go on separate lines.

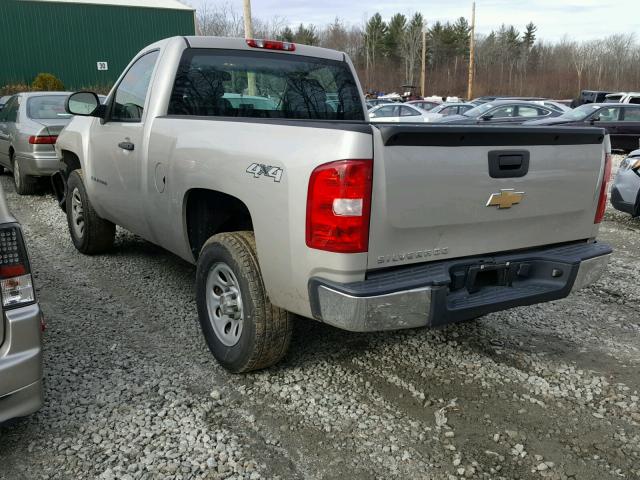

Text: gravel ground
xmin=1 ymin=155 xmax=639 ymax=480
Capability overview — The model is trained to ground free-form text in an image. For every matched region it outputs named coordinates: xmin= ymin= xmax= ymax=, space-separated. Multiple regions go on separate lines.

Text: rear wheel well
xmin=185 ymin=189 xmax=253 ymax=259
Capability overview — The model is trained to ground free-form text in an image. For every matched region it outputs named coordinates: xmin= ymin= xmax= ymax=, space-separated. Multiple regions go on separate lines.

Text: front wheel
xmin=66 ymin=170 xmax=115 ymax=254
xmin=196 ymin=231 xmax=293 ymax=373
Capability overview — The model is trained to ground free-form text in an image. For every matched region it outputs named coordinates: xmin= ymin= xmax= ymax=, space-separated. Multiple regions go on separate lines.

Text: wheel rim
xmin=71 ymin=187 xmax=85 ymax=239
xmin=13 ymin=161 xmax=20 ymax=189
xmin=205 ymin=262 xmax=244 ymax=347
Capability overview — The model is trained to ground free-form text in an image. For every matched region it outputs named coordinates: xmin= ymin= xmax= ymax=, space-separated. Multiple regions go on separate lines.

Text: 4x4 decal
xmin=246 ymin=163 xmax=283 ymax=183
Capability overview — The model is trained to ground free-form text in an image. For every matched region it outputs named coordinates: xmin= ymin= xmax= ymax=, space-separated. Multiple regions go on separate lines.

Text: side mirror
xmin=480 ymin=113 xmax=493 ymax=121
xmin=590 ymin=116 xmax=600 ymax=125
xmin=66 ymin=91 xmax=101 ymax=117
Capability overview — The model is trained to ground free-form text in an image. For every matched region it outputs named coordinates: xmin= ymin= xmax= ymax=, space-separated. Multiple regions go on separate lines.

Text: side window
xmin=459 ymin=105 xmax=472 ymax=114
xmin=516 ymin=106 xmax=540 ymax=117
xmin=629 ymin=97 xmax=640 ymax=105
xmin=623 ymin=107 xmax=640 ymax=121
xmin=1 ymin=97 xmax=19 ymax=122
xmin=597 ymin=107 xmax=621 ymax=122
xmin=400 ymin=106 xmax=420 ymax=117
xmin=441 ymin=106 xmax=456 ymax=116
xmin=111 ymin=50 xmax=159 ymax=122
xmin=490 ymin=106 xmax=515 ymax=118
xmin=375 ymin=105 xmax=396 ymax=117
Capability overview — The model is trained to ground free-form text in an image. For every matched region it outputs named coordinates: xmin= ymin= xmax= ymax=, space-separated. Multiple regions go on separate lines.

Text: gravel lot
xmin=1 ymin=155 xmax=639 ymax=480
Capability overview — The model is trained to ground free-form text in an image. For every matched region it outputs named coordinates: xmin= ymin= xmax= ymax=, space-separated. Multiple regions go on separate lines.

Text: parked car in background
xmin=368 ymin=102 xmax=440 ymax=122
xmin=0 ymin=96 xmax=11 ymax=112
xmin=524 ymin=103 xmax=640 ymax=151
xmin=611 ymin=149 xmax=640 ymax=216
xmin=429 ymin=102 xmax=475 ymax=117
xmin=434 ymin=100 xmax=560 ymax=124
xmin=470 ymin=96 xmax=546 ymax=106
xmin=0 ymin=184 xmax=43 ymax=423
xmin=406 ymin=100 xmax=440 ymax=111
xmin=576 ymin=90 xmax=612 ymax=106
xmin=604 ymin=92 xmax=640 ymax=104
xmin=367 ymin=98 xmax=394 ymax=107
xmin=0 ymin=92 xmax=72 ymax=194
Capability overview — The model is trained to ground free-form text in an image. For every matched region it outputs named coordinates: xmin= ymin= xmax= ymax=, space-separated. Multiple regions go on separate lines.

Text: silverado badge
xmin=486 ymin=189 xmax=525 ymax=209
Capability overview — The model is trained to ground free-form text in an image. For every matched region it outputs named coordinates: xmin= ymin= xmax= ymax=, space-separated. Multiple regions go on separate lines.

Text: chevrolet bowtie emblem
xmin=486 ymin=189 xmax=525 ymax=209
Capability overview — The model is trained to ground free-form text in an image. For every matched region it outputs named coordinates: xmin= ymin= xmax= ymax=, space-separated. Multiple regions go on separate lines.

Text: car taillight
xmin=28 ymin=135 xmax=57 ymax=144
xmin=594 ymin=152 xmax=613 ymax=224
xmin=246 ymin=38 xmax=296 ymax=51
xmin=306 ymin=159 xmax=373 ymax=253
xmin=0 ymin=226 xmax=34 ymax=308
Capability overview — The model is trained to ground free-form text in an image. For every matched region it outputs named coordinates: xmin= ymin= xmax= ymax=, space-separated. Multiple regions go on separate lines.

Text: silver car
xmin=0 ymin=183 xmax=43 ymax=423
xmin=611 ymin=149 xmax=640 ymax=216
xmin=368 ymin=102 xmax=442 ymax=122
xmin=0 ymin=92 xmax=72 ymax=194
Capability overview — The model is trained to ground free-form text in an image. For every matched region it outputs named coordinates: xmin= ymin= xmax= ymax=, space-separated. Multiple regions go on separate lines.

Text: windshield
xmin=558 ymin=104 xmax=601 ymax=121
xmin=27 ymin=95 xmax=71 ymax=120
xmin=463 ymin=103 xmax=494 ymax=117
xmin=169 ymin=49 xmax=365 ymax=121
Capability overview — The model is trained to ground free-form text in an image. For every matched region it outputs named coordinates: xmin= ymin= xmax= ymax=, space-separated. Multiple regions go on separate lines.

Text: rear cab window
xmin=168 ymin=49 xmax=365 ymax=121
xmin=27 ymin=95 xmax=71 ymax=120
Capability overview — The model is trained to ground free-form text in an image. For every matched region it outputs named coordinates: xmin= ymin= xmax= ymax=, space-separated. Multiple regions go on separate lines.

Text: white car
xmin=368 ymin=103 xmax=441 ymax=123
xmin=604 ymin=92 xmax=640 ymax=104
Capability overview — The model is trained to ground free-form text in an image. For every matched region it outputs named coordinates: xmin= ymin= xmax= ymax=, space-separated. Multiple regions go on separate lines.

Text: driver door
xmin=89 ymin=50 xmax=159 ymax=235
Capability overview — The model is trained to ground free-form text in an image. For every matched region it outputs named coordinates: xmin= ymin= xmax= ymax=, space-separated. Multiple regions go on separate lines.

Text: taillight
xmin=0 ymin=226 xmax=34 ymax=308
xmin=246 ymin=38 xmax=296 ymax=51
xmin=306 ymin=159 xmax=373 ymax=253
xmin=28 ymin=135 xmax=57 ymax=144
xmin=594 ymin=152 xmax=613 ymax=224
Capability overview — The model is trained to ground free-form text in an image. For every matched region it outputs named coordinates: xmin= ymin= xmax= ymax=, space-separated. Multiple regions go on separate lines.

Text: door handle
xmin=118 ymin=141 xmax=134 ymax=151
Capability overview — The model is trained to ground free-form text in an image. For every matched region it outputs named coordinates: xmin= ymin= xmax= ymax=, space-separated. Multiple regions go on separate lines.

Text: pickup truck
xmin=54 ymin=36 xmax=612 ymax=373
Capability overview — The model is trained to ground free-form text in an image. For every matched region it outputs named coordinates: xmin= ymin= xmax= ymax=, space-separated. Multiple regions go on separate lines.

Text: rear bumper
xmin=15 ymin=152 xmax=61 ymax=177
xmin=611 ymin=185 xmax=638 ymax=216
xmin=0 ymin=380 xmax=43 ymax=424
xmin=0 ymin=303 xmax=44 ymax=422
xmin=309 ymin=241 xmax=612 ymax=332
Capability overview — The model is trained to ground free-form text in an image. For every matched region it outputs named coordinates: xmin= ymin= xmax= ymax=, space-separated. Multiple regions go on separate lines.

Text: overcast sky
xmin=185 ymin=0 xmax=640 ymax=41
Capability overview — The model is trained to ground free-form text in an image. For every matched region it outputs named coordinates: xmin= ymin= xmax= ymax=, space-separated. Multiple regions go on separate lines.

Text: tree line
xmin=196 ymin=1 xmax=640 ymax=99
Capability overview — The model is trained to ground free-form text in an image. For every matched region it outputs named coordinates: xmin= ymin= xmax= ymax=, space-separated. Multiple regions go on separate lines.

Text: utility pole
xmin=466 ymin=1 xmax=476 ymax=100
xmin=420 ymin=29 xmax=427 ymax=98
xmin=243 ymin=0 xmax=257 ymax=95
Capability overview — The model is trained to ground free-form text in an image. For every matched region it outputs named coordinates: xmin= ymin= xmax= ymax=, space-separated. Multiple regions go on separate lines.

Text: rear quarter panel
xmin=146 ymin=118 xmax=374 ymax=317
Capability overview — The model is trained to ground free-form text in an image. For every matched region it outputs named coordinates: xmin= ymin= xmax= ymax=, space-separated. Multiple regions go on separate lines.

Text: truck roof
xmin=182 ymin=36 xmax=346 ymax=62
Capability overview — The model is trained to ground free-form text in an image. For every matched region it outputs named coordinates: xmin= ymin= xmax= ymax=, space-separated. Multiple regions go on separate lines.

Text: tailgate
xmin=368 ymin=125 xmax=606 ymax=269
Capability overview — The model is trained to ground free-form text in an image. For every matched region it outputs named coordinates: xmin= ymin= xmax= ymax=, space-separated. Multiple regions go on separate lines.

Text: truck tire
xmin=196 ymin=231 xmax=293 ymax=373
xmin=66 ymin=170 xmax=115 ymax=254
xmin=13 ymin=158 xmax=37 ymax=195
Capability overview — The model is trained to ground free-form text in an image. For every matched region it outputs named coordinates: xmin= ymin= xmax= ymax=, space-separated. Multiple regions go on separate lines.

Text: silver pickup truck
xmin=54 ymin=36 xmax=612 ymax=373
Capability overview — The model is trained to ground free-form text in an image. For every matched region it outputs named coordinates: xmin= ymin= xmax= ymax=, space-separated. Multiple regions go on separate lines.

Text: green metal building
xmin=0 ymin=0 xmax=196 ymax=89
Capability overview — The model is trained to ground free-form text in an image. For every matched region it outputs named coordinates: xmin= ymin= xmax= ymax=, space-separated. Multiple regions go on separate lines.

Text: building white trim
xmin=24 ymin=0 xmax=194 ymax=11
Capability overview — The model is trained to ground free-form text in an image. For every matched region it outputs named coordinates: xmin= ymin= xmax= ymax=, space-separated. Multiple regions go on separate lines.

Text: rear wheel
xmin=13 ymin=158 xmax=37 ymax=195
xmin=196 ymin=231 xmax=293 ymax=373
xmin=66 ymin=170 xmax=115 ymax=254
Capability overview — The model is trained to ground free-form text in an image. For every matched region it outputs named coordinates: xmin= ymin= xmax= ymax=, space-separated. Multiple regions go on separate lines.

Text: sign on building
xmin=96 ymin=61 xmax=108 ymax=71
